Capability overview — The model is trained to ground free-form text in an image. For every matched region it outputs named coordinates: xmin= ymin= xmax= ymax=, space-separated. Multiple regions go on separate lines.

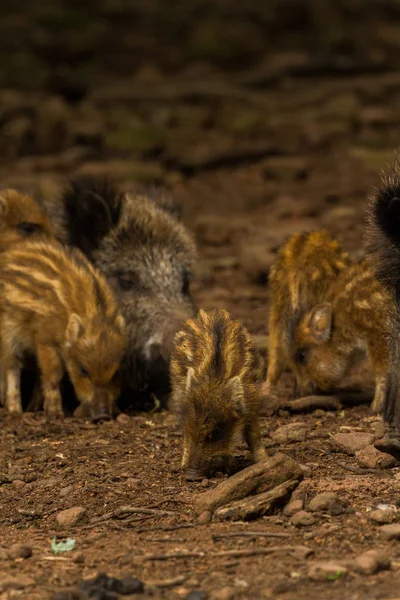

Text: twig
xmin=212 ymin=531 xmax=291 ymax=541
xmin=146 ymin=498 xmax=189 ymax=509
xmin=336 ymin=461 xmax=390 ymax=476
xmin=139 ymin=546 xmax=312 ymax=562
xmin=279 ymin=395 xmax=341 ymax=414
xmin=147 ymin=575 xmax=187 ymax=588
xmin=135 ymin=524 xmax=195 ymax=534
xmin=80 ymin=506 xmax=174 ymax=530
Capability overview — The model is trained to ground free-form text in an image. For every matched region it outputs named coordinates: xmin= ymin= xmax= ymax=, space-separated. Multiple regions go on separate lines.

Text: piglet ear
xmin=306 ymin=303 xmax=333 ymax=343
xmin=229 ymin=375 xmax=246 ymax=415
xmin=66 ymin=313 xmax=84 ymax=348
xmin=115 ymin=313 xmax=125 ymax=333
xmin=185 ymin=367 xmax=195 ymax=392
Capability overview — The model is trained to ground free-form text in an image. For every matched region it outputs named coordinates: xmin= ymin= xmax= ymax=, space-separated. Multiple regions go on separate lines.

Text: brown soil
xmin=2 ymin=40 xmax=400 ymax=600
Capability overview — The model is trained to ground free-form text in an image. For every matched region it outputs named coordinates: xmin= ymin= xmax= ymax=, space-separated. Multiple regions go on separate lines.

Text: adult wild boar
xmin=46 ymin=177 xmax=197 ymax=409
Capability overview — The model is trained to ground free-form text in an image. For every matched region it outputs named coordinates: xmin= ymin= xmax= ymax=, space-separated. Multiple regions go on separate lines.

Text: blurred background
xmin=1 ymin=0 xmax=400 ymax=337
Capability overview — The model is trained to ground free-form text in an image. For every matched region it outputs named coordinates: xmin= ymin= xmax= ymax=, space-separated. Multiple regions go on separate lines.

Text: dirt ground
xmin=4 ymin=40 xmax=400 ymax=600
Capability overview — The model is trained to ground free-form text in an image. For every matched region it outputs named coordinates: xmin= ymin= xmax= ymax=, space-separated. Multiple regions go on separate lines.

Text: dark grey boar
xmin=45 ymin=177 xmax=197 ymax=409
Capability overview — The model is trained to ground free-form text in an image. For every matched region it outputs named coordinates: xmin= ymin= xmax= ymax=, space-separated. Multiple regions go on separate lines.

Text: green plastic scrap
xmin=51 ymin=538 xmax=76 ymax=553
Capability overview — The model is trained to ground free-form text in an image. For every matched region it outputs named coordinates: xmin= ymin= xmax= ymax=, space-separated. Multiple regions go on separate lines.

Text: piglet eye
xmin=117 ymin=272 xmax=137 ymax=291
xmin=207 ymin=425 xmax=226 ymax=443
xmin=295 ymin=348 xmax=308 ymax=365
xmin=80 ymin=366 xmax=89 ymax=378
xmin=17 ymin=222 xmax=41 ymax=236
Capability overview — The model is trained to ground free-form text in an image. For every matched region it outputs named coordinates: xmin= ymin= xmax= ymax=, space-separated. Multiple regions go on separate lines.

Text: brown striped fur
xmin=170 ymin=309 xmax=266 ymax=479
xmin=0 ymin=189 xmax=53 ymax=250
xmin=290 ymin=259 xmax=393 ymax=412
xmin=266 ymin=230 xmax=352 ymax=395
xmin=0 ymin=240 xmax=126 ymax=419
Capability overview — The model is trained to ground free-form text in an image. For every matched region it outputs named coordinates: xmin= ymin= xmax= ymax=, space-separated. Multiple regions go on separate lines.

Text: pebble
xmin=308 ymin=493 xmax=348 ymax=515
xmin=332 ymin=432 xmax=374 ymax=455
xmin=356 ymin=445 xmax=398 ymax=469
xmin=197 ymin=511 xmax=212 ymax=525
xmin=59 ymin=486 xmax=73 ymax=497
xmin=8 ymin=544 xmax=32 ymax=559
xmin=185 ymin=592 xmax=209 ymax=600
xmin=354 ymin=549 xmax=390 ymax=574
xmin=290 ymin=510 xmax=318 ymax=527
xmin=211 ymin=587 xmax=236 ymax=600
xmin=12 ymin=479 xmax=26 ymax=489
xmin=114 ymin=577 xmax=144 ymax=594
xmin=116 ymin=413 xmax=130 ymax=426
xmin=200 ymin=479 xmax=209 ymax=488
xmin=307 ymin=561 xmax=348 ymax=581
xmin=283 ymin=499 xmax=304 ymax=517
xmin=125 ymin=478 xmax=141 ymax=488
xmin=374 ymin=420 xmax=386 ymax=441
xmin=272 ymin=422 xmax=309 ymax=444
xmin=369 ymin=508 xmax=397 ymax=524
xmin=381 ymin=523 xmax=400 ymax=540
xmin=56 ymin=506 xmax=87 ymax=528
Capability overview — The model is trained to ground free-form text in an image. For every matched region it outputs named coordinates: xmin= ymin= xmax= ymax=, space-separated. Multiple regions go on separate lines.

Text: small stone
xmin=12 ymin=479 xmax=26 ymax=489
xmin=211 ymin=587 xmax=236 ymax=600
xmin=200 ymin=479 xmax=209 ymax=488
xmin=308 ymin=493 xmax=348 ymax=515
xmin=381 ymin=523 xmax=400 ymax=540
xmin=353 ymin=549 xmax=390 ymax=574
xmin=356 ymin=445 xmax=398 ymax=469
xmin=72 ymin=552 xmax=84 ymax=564
xmin=272 ymin=422 xmax=309 ymax=444
xmin=56 ymin=507 xmax=87 ymax=528
xmin=125 ymin=478 xmax=141 ymax=488
xmin=59 ymin=486 xmax=73 ymax=498
xmin=308 ymin=561 xmax=347 ymax=581
xmin=114 ymin=577 xmax=144 ymax=594
xmin=8 ymin=544 xmax=32 ymax=559
xmin=370 ymin=508 xmax=397 ymax=524
xmin=374 ymin=420 xmax=386 ymax=441
xmin=116 ymin=413 xmax=130 ymax=425
xmin=283 ymin=499 xmax=304 ymax=517
xmin=332 ymin=432 xmax=374 ymax=455
xmin=291 ymin=510 xmax=317 ymax=527
xmin=197 ymin=511 xmax=212 ymax=525
xmin=185 ymin=593 xmax=208 ymax=600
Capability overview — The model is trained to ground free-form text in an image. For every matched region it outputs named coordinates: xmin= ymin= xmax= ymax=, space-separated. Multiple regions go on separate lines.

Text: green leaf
xmin=51 ymin=538 xmax=76 ymax=553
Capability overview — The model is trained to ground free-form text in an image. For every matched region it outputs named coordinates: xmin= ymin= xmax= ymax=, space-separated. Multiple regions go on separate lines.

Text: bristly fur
xmin=44 ymin=176 xmax=197 ymax=410
xmin=62 ymin=176 xmax=123 ymax=258
xmin=289 ymin=259 xmax=393 ymax=413
xmin=0 ymin=239 xmax=126 ymax=418
xmin=0 ymin=189 xmax=54 ymax=251
xmin=170 ymin=309 xmax=266 ymax=477
xmin=266 ymin=230 xmax=352 ymax=394
xmin=366 ymin=157 xmax=400 ymax=303
xmin=366 ymin=157 xmax=400 ymax=426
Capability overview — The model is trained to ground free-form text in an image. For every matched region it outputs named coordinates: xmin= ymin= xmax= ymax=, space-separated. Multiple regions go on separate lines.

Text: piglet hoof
xmin=44 ymin=408 xmax=64 ymax=420
xmin=7 ymin=408 xmax=23 ymax=417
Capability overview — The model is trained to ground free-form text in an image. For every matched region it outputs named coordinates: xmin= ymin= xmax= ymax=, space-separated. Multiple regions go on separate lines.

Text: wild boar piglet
xmin=0 ymin=189 xmax=53 ymax=250
xmin=289 ymin=260 xmax=393 ymax=413
xmin=266 ymin=230 xmax=352 ymax=397
xmin=170 ymin=308 xmax=267 ymax=480
xmin=0 ymin=239 xmax=126 ymax=421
